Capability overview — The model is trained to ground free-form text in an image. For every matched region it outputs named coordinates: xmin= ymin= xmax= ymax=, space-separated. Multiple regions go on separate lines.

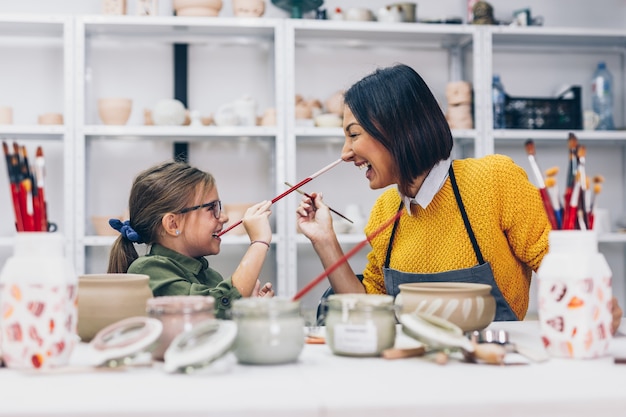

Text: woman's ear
xmin=161 ymin=212 xmax=180 ymax=237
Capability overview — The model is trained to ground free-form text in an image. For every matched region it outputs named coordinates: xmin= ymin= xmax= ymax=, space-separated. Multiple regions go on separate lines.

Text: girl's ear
xmin=161 ymin=212 xmax=180 ymax=237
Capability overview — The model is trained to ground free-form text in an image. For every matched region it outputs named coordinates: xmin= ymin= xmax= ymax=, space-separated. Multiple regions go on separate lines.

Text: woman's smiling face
xmin=341 ymin=106 xmax=396 ymax=190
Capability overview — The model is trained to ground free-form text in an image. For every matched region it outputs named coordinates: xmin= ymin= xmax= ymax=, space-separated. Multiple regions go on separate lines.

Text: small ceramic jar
xmin=325 ymin=294 xmax=396 ymax=357
xmin=147 ymin=295 xmax=216 ymax=361
xmin=230 ymin=298 xmax=304 ymax=365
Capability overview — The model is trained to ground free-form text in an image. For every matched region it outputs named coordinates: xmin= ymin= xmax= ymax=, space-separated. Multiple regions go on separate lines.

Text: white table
xmin=1 ymin=320 xmax=625 ymax=417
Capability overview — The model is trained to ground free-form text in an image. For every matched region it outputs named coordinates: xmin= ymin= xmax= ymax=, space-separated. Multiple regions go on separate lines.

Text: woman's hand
xmin=242 ymin=200 xmax=272 ymax=243
xmin=296 ymin=192 xmax=336 ymax=244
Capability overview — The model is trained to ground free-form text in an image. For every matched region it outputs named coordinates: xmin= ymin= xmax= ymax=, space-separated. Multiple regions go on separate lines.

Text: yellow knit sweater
xmin=362 ymin=154 xmax=551 ymax=319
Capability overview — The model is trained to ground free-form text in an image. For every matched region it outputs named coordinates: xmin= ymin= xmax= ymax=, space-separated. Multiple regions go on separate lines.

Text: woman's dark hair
xmin=108 ymin=160 xmax=215 ymax=273
xmin=343 ymin=63 xmax=453 ymax=197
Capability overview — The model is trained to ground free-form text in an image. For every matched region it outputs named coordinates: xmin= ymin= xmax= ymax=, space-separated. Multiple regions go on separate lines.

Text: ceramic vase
xmin=537 ymin=230 xmax=613 ymax=358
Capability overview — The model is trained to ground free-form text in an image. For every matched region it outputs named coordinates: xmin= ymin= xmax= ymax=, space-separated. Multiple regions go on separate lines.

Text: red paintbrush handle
xmin=562 ymin=205 xmax=578 ymax=230
xmin=38 ymin=188 xmax=47 ymax=231
xmin=10 ymin=184 xmax=24 ymax=232
xmin=292 ymin=210 xmax=402 ymax=301
xmin=538 ymin=188 xmax=559 ymax=230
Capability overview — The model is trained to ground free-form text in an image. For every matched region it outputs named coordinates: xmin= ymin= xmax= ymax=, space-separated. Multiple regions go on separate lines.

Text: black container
xmin=504 ymin=86 xmax=582 ymax=130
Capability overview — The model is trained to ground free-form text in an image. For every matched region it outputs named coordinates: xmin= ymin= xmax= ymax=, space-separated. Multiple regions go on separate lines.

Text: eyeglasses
xmin=177 ymin=200 xmax=222 ymax=219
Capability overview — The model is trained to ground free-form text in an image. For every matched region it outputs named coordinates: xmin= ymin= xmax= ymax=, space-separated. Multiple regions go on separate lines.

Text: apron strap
xmin=384 ymin=202 xmax=405 ymax=268
xmin=449 ymin=164 xmax=485 ymax=265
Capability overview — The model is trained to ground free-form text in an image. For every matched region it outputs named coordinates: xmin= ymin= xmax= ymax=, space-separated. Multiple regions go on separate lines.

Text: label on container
xmin=333 ymin=323 xmax=377 ymax=354
xmin=0 ymin=283 xmax=77 ymax=368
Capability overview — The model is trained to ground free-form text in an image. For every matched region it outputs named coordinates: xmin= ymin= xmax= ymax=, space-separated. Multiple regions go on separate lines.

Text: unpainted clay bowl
xmin=98 ymin=98 xmax=132 ymax=125
xmin=233 ymin=0 xmax=265 ymax=17
xmin=395 ymin=282 xmax=496 ymax=332
xmin=77 ymin=273 xmax=153 ymax=342
xmin=91 ymin=215 xmax=123 ymax=236
xmin=173 ymin=0 xmax=223 ymax=16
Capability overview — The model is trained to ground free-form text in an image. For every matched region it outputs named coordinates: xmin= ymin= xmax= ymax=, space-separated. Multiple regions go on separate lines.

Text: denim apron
xmin=383 ymin=165 xmax=518 ymax=321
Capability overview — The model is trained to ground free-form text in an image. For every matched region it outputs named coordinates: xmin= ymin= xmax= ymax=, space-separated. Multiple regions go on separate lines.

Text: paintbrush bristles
xmin=545 ymin=166 xmax=559 ymax=177
xmin=524 ymin=139 xmax=536 ymax=156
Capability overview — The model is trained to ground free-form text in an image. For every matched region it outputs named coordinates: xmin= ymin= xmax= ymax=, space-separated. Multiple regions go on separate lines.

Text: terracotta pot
xmin=395 ymin=282 xmax=496 ymax=332
xmin=77 ymin=273 xmax=153 ymax=342
xmin=173 ymin=0 xmax=223 ymax=16
xmin=37 ymin=112 xmax=64 ymax=125
xmin=98 ymin=98 xmax=132 ymax=125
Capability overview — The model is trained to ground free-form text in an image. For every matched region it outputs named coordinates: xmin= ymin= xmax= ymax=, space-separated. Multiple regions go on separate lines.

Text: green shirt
xmin=128 ymin=244 xmax=242 ymax=318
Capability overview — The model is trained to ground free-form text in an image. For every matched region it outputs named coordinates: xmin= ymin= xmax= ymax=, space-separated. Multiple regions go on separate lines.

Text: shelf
xmin=82 ymin=125 xmax=279 ymax=139
xmin=490 ymin=26 xmax=626 ymax=51
xmin=0 ymin=14 xmax=67 ymax=38
xmin=493 ymin=129 xmax=626 ymax=143
xmin=81 ymin=15 xmax=280 ymax=45
xmin=291 ymin=20 xmax=475 ymax=50
xmin=0 ymin=125 xmax=67 ymax=138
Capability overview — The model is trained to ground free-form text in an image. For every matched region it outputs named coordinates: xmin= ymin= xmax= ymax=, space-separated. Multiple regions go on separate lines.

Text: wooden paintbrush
xmin=2 ymin=141 xmax=24 ymax=231
xmin=34 ymin=146 xmax=48 ymax=231
xmin=524 ymin=139 xmax=558 ymax=230
xmin=564 ymin=133 xmax=578 ymax=214
xmin=284 ymin=181 xmax=353 ymax=224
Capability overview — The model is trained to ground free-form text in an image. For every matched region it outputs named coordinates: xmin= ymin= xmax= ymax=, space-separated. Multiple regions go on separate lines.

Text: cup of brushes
xmin=524 ymin=133 xmax=602 ymax=231
xmin=2 ymin=141 xmax=53 ymax=232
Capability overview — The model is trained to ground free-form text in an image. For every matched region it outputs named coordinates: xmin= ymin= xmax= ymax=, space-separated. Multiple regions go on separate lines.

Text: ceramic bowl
xmin=77 ymin=273 xmax=154 ymax=342
xmin=98 ymin=97 xmax=132 ymax=125
xmin=233 ymin=0 xmax=265 ymax=17
xmin=37 ymin=112 xmax=64 ymax=125
xmin=395 ymin=282 xmax=496 ymax=332
xmin=173 ymin=0 xmax=223 ymax=16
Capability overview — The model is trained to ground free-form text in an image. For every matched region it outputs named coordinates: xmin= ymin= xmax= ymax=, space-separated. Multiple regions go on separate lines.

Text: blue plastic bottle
xmin=591 ymin=61 xmax=615 ymax=130
xmin=492 ymin=74 xmax=506 ymax=129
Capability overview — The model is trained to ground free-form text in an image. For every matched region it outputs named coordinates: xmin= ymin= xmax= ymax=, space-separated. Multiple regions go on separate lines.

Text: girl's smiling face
xmin=341 ymin=106 xmax=396 ymax=190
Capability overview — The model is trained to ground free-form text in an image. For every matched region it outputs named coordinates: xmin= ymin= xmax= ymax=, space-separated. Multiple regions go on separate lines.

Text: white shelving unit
xmin=0 ymin=14 xmax=75 ymax=263
xmin=1 ymin=12 xmax=626 ymax=311
xmin=73 ymin=16 xmax=288 ymax=291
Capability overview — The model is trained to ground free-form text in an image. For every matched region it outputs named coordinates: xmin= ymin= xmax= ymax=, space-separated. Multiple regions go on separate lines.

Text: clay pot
xmin=77 ymin=273 xmax=153 ymax=342
xmin=325 ymin=91 xmax=345 ymax=116
xmin=173 ymin=0 xmax=223 ymax=16
xmin=91 ymin=215 xmax=123 ymax=236
xmin=233 ymin=0 xmax=265 ymax=17
xmin=98 ymin=98 xmax=132 ymax=125
xmin=395 ymin=282 xmax=496 ymax=332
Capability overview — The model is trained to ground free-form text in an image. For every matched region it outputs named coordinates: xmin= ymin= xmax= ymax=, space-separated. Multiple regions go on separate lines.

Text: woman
xmin=108 ymin=160 xmax=274 ymax=318
xmin=297 ymin=64 xmax=622 ymax=332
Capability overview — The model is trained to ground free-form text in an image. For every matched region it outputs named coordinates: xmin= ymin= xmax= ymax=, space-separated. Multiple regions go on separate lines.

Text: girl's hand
xmin=252 ymin=280 xmax=274 ymax=297
xmin=242 ymin=200 xmax=272 ymax=243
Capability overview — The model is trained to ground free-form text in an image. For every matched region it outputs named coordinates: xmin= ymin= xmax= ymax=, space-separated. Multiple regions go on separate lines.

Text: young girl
xmin=108 ymin=160 xmax=274 ymax=318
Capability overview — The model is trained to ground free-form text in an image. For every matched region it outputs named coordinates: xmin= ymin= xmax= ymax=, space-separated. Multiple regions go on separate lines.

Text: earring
xmin=175 ymin=229 xmax=180 ymax=236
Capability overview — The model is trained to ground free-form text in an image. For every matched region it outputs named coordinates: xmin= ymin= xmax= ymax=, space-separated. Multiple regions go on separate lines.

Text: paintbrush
xmin=589 ymin=176 xmax=604 ymax=230
xmin=562 ymin=172 xmax=581 ymax=230
xmin=544 ymin=177 xmax=562 ymax=229
xmin=2 ymin=141 xmax=24 ymax=231
xmin=34 ymin=146 xmax=48 ymax=231
xmin=564 ymin=133 xmax=578 ymax=213
xmin=217 ymin=158 xmax=343 ymax=237
xmin=577 ymin=145 xmax=590 ymax=229
xmin=524 ymin=139 xmax=558 ymax=230
xmin=284 ymin=181 xmax=353 ymax=224
xmin=292 ymin=209 xmax=402 ymax=301
xmin=17 ymin=145 xmax=35 ymax=232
